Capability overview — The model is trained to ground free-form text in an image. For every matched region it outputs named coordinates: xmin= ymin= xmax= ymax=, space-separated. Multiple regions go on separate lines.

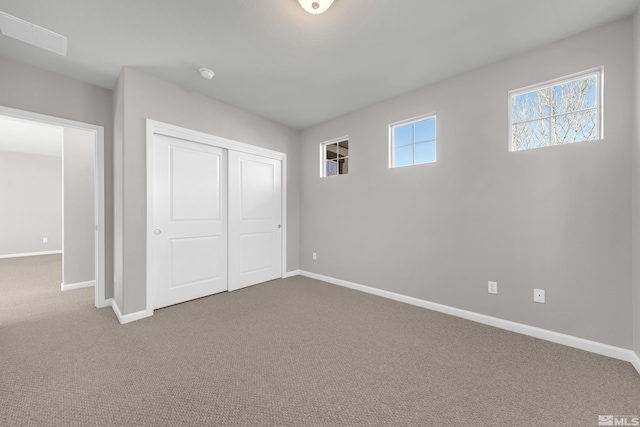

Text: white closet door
xmin=228 ymin=151 xmax=282 ymax=291
xmin=151 ymin=134 xmax=227 ymax=309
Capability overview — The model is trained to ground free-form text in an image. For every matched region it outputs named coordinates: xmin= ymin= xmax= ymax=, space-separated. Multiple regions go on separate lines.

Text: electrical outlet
xmin=488 ymin=281 xmax=497 ymax=294
xmin=312 ymin=252 xmax=317 ymax=260
xmin=42 ymin=237 xmax=48 ymax=243
xmin=534 ymin=288 xmax=545 ymax=303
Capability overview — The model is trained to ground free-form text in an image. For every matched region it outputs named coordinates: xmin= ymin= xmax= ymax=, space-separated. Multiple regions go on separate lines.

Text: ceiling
xmin=0 ymin=0 xmax=638 ymax=130
xmin=0 ymin=115 xmax=62 ymax=157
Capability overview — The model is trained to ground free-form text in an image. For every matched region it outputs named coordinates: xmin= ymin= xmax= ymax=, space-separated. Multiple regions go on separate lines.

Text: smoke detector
xmin=199 ymin=68 xmax=215 ymax=80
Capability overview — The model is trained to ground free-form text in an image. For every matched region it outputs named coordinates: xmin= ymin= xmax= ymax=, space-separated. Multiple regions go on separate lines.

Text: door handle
xmin=154 ymin=229 xmax=162 ymax=235
xmin=277 ymin=224 xmax=281 ymax=229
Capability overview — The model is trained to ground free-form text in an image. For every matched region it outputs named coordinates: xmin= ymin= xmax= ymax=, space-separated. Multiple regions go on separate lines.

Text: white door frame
xmin=0 ymin=105 xmax=107 ymax=308
xmin=146 ymin=119 xmax=287 ymax=313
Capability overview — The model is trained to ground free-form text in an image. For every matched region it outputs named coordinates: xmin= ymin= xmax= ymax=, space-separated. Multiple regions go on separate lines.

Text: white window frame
xmin=389 ymin=113 xmax=437 ymax=168
xmin=320 ymin=136 xmax=349 ymax=178
xmin=508 ymin=67 xmax=604 ymax=152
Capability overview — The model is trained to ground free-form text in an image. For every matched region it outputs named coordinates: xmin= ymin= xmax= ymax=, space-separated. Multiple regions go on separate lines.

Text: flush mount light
xmin=0 ymin=11 xmax=67 ymax=56
xmin=199 ymin=68 xmax=215 ymax=80
xmin=297 ymin=0 xmax=334 ymax=14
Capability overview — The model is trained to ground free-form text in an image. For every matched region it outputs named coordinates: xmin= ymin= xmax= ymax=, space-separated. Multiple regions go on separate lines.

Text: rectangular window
xmin=321 ymin=138 xmax=349 ymax=177
xmin=509 ymin=68 xmax=602 ymax=151
xmin=390 ymin=115 xmax=436 ymax=168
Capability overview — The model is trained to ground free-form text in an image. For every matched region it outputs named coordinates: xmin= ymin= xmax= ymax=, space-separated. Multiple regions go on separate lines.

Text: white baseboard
xmin=299 ymin=270 xmax=640 ymax=374
xmin=61 ymin=280 xmax=95 ymax=291
xmin=97 ymin=297 xmax=113 ymax=309
xmin=111 ymin=300 xmax=153 ymax=324
xmin=0 ymin=250 xmax=62 ymax=259
xmin=631 ymin=351 xmax=640 ymax=375
xmin=283 ymin=269 xmax=301 ymax=278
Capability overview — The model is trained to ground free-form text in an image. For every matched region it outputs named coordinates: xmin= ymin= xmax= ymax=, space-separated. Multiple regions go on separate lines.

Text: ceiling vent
xmin=0 ymin=11 xmax=67 ymax=56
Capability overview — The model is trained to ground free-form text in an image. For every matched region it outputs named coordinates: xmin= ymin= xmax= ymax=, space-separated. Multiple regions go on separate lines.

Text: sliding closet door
xmin=150 ymin=134 xmax=227 ymax=309
xmin=228 ymin=151 xmax=282 ymax=291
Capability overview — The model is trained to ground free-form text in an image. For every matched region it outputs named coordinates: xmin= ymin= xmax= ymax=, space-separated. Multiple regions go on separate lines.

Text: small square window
xmin=390 ymin=115 xmax=436 ymax=168
xmin=321 ymin=138 xmax=349 ymax=177
xmin=509 ymin=69 xmax=602 ymax=151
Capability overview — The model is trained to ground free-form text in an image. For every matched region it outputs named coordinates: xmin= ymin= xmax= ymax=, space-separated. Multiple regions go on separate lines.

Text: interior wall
xmin=0 ymin=57 xmax=114 ymax=300
xmin=632 ymin=8 xmax=640 ymax=358
xmin=0 ymin=150 xmax=62 ymax=256
xmin=300 ymin=18 xmax=634 ymax=348
xmin=115 ymin=67 xmax=301 ymax=315
xmin=62 ymin=128 xmax=95 ymax=286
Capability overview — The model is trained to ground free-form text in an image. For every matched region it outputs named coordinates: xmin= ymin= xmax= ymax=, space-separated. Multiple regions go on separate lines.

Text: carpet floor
xmin=1 ymin=254 xmax=639 ymax=426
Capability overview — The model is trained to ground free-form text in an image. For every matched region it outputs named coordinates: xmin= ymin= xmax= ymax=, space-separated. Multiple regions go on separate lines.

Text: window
xmin=509 ymin=69 xmax=602 ymax=151
xmin=321 ymin=138 xmax=349 ymax=177
xmin=390 ymin=115 xmax=436 ymax=168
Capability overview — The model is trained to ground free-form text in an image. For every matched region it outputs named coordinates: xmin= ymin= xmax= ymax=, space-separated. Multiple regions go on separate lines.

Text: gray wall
xmin=0 ymin=150 xmax=62 ymax=256
xmin=0 ymin=57 xmax=114 ymax=300
xmin=114 ymin=67 xmax=301 ymax=314
xmin=633 ymin=10 xmax=640 ymax=358
xmin=300 ymin=18 xmax=634 ymax=348
xmin=63 ymin=128 xmax=95 ymax=285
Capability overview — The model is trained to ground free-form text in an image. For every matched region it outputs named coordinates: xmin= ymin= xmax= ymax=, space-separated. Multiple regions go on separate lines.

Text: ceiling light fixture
xmin=199 ymin=68 xmax=214 ymax=80
xmin=297 ymin=0 xmax=334 ymax=14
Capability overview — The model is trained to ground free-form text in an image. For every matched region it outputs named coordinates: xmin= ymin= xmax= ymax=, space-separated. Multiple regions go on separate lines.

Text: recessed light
xmin=0 ymin=11 xmax=67 ymax=56
xmin=199 ymin=68 xmax=215 ymax=80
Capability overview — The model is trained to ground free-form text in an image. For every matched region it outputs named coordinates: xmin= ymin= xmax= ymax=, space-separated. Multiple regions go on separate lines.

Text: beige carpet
xmin=1 ymin=254 xmax=639 ymax=426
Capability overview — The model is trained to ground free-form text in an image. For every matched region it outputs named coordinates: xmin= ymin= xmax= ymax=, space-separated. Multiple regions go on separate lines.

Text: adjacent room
xmin=0 ymin=116 xmax=63 ymax=262
xmin=0 ymin=114 xmax=98 ymax=301
xmin=1 ymin=1 xmax=640 ymax=425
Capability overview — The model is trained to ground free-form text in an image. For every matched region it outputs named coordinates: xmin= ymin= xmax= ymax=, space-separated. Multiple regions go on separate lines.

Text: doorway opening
xmin=0 ymin=106 xmax=106 ymax=308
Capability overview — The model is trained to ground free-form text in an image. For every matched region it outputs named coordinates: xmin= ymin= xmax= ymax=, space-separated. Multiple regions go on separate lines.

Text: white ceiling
xmin=0 ymin=0 xmax=638 ymax=130
xmin=0 ymin=115 xmax=62 ymax=157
